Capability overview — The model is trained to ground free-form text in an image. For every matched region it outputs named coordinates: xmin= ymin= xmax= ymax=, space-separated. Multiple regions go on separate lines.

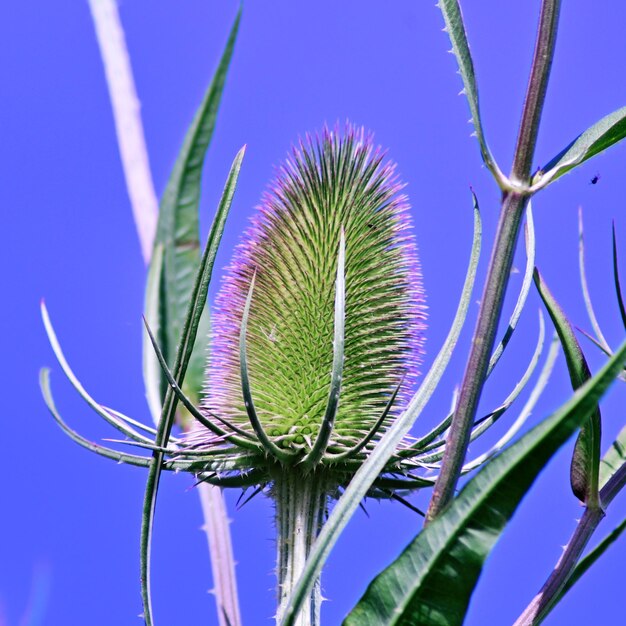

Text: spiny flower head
xmin=197 ymin=125 xmax=427 ymax=485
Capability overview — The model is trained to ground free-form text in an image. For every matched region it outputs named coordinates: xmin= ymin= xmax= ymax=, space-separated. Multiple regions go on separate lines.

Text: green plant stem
xmin=514 ymin=464 xmax=626 ymax=625
xmin=426 ymin=0 xmax=562 ymax=522
xmin=274 ymin=471 xmax=329 ymax=626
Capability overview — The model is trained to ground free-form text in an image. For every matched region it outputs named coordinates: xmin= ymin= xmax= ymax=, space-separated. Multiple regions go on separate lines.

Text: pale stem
xmin=88 ymin=0 xmax=158 ymax=263
xmin=274 ymin=472 xmax=329 ymax=626
xmin=198 ymin=483 xmax=242 ymax=626
xmin=426 ymin=0 xmax=562 ymax=522
xmin=88 ymin=3 xmax=241 ymax=624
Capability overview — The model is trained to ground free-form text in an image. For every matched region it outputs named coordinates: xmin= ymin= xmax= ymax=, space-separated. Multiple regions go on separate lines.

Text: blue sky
xmin=2 ymin=1 xmax=626 ymax=624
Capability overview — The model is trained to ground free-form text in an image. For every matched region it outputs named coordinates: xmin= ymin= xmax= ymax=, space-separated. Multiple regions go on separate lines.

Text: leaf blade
xmin=534 ymin=105 xmax=626 ymax=189
xmin=145 ymin=9 xmax=242 ymax=417
xmin=344 ymin=340 xmax=626 ymax=626
xmin=534 ymin=268 xmax=601 ymax=506
xmin=140 ymin=147 xmax=245 ymax=626
xmin=438 ymin=0 xmax=504 ymax=185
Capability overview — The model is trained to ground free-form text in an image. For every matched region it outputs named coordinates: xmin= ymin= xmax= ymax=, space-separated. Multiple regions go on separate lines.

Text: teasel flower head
xmin=194 ymin=124 xmax=427 ymax=490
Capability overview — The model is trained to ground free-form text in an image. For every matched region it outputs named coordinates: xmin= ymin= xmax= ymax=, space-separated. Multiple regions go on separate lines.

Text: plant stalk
xmin=426 ymin=0 xmax=562 ymax=522
xmin=274 ymin=471 xmax=329 ymax=626
xmin=514 ymin=459 xmax=626 ymax=625
xmin=514 ymin=507 xmax=603 ymax=626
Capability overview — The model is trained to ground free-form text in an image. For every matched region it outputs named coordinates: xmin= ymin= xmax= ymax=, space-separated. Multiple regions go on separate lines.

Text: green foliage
xmin=343 ymin=341 xmax=626 ymax=626
xmin=141 ymin=148 xmax=245 ymax=626
xmin=534 ymin=106 xmax=626 ymax=189
xmin=143 ymin=9 xmax=242 ymax=423
xmin=437 ymin=0 xmax=505 ymax=185
xmin=533 ymin=269 xmax=602 ymax=506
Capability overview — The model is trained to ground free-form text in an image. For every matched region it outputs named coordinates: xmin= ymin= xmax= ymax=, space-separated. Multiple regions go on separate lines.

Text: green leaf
xmin=144 ymin=8 xmax=242 ymax=419
xmin=280 ymin=194 xmax=482 ymax=626
xmin=533 ymin=105 xmax=626 ymax=189
xmin=39 ymin=368 xmax=154 ymax=469
xmin=343 ymin=340 xmax=626 ymax=626
xmin=437 ymin=0 xmax=505 ymax=186
xmin=599 ymin=425 xmax=626 ymax=490
xmin=612 ymin=222 xmax=626 ymax=331
xmin=534 ymin=268 xmax=602 ymax=507
xmin=557 ymin=516 xmax=626 ymax=602
xmin=140 ymin=147 xmax=245 ymax=626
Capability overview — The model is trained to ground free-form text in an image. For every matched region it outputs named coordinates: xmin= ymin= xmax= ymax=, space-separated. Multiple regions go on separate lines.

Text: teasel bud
xmin=195 ymin=125 xmax=426 ymax=625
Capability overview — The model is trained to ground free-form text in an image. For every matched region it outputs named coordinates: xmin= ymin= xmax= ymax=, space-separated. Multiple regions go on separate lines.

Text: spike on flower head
xmin=201 ymin=124 xmax=426 ymax=473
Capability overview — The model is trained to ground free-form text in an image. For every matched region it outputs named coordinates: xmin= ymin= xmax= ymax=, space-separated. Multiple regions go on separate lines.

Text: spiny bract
xmin=200 ymin=125 xmax=426 ymax=479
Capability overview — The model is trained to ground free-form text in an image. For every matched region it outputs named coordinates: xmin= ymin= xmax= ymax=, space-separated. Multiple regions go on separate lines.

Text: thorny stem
xmin=426 ymin=0 xmax=562 ymax=522
xmin=88 ymin=3 xmax=241 ymax=624
xmin=274 ymin=471 xmax=329 ymax=626
xmin=514 ymin=464 xmax=626 ymax=625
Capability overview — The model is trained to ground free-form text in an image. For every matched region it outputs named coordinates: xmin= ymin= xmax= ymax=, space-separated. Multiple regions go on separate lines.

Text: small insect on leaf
xmin=590 ymin=174 xmax=601 ymax=185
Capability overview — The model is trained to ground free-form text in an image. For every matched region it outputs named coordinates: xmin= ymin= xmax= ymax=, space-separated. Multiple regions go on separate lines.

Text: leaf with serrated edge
xmin=533 ymin=106 xmax=626 ymax=189
xmin=280 ymin=194 xmax=482 ymax=626
xmin=534 ymin=268 xmax=601 ymax=507
xmin=437 ymin=0 xmax=505 ymax=185
xmin=343 ymin=341 xmax=626 ymax=626
xmin=140 ymin=147 xmax=245 ymax=626
xmin=146 ymin=9 xmax=241 ymax=416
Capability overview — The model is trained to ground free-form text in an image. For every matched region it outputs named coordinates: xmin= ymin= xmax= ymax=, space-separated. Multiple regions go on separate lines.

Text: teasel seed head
xmin=197 ymin=124 xmax=426 ymax=488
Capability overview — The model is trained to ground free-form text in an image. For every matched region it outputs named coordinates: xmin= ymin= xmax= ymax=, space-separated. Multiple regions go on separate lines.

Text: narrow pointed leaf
xmin=612 ymin=222 xmax=626 ymax=330
xmin=403 ymin=204 xmax=535 ymax=459
xmin=41 ymin=301 xmax=152 ymax=445
xmin=437 ymin=0 xmax=505 ymax=185
xmin=145 ymin=9 xmax=241 ymax=415
xmin=599 ymin=425 xmax=626 ymax=490
xmin=140 ymin=147 xmax=245 ymax=626
xmin=328 ymin=382 xmax=402 ymax=462
xmin=488 ymin=203 xmax=536 ymax=374
xmin=416 ymin=310 xmax=546 ymax=466
xmin=344 ymin=341 xmax=626 ymax=626
xmin=534 ymin=268 xmax=601 ymax=506
xmin=534 ymin=105 xmax=626 ymax=189
xmin=281 ymin=196 xmax=482 ymax=626
xmin=142 ymin=317 xmax=258 ymax=451
xmin=461 ymin=333 xmax=560 ymax=474
xmin=578 ymin=209 xmax=612 ymax=354
xmin=40 ymin=368 xmax=153 ymax=469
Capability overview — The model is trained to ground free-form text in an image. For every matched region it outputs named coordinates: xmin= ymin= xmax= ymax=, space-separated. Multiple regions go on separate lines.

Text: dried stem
xmin=88 ymin=2 xmax=241 ymax=624
xmin=426 ymin=0 xmax=562 ymax=522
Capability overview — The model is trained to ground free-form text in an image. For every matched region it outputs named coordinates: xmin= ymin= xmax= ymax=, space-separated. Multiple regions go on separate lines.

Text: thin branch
xmin=426 ymin=0 xmax=562 ymax=522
